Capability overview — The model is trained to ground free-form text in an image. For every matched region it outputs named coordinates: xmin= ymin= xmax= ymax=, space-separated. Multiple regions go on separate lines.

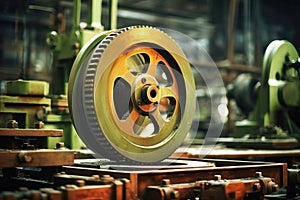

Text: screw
xmin=7 ymin=120 xmax=18 ymax=128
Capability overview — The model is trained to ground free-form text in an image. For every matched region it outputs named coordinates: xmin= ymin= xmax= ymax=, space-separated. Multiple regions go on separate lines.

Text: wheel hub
xmin=133 ymin=74 xmax=160 ymax=114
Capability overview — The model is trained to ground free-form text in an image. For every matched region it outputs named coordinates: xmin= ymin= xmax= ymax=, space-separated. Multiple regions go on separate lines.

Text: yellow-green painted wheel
xmin=260 ymin=40 xmax=299 ymax=126
xmin=68 ymin=26 xmax=196 ymax=162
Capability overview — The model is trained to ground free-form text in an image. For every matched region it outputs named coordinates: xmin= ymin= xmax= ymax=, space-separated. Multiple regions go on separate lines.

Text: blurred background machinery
xmin=1 ymin=0 xmax=300 ymax=141
xmin=227 ymin=40 xmax=300 ymax=145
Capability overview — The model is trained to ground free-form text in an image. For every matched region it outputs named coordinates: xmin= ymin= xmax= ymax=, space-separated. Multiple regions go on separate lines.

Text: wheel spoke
xmin=119 ymin=108 xmax=139 ymax=134
xmin=149 ymin=109 xmax=166 ymax=134
xmin=110 ymin=55 xmax=137 ymax=86
xmin=144 ymin=52 xmax=163 ymax=76
xmin=134 ymin=115 xmax=151 ymax=135
xmin=121 ymin=72 xmax=136 ymax=86
xmin=160 ymin=86 xmax=177 ymax=99
xmin=158 ymin=86 xmax=178 ymax=123
xmin=119 ymin=108 xmax=152 ymax=135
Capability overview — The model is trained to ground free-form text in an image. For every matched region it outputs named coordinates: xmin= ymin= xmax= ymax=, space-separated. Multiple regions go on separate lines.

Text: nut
xmin=18 ymin=153 xmax=33 ymax=163
xmin=34 ymin=121 xmax=44 ymax=129
xmin=56 ymin=142 xmax=65 ymax=149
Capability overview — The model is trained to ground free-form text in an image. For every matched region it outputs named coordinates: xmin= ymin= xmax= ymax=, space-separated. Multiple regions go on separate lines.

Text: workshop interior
xmin=1 ymin=0 xmax=300 ymax=199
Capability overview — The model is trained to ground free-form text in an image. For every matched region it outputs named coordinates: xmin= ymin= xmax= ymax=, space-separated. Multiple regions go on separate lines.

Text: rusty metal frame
xmin=62 ymin=158 xmax=287 ymax=199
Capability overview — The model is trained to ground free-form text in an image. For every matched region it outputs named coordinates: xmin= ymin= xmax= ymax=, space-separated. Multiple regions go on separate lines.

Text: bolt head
xmin=255 ymin=172 xmax=263 ymax=178
xmin=34 ymin=121 xmax=44 ymax=129
xmin=56 ymin=142 xmax=65 ymax=149
xmin=162 ymin=179 xmax=171 ymax=185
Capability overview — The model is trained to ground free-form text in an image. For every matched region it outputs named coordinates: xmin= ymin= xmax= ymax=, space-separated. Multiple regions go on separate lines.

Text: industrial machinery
xmin=0 ymin=22 xmax=298 ymax=199
xmin=0 ymin=160 xmax=289 ymax=200
xmin=5 ymin=30 xmax=300 ymax=199
xmin=227 ymin=40 xmax=300 ymax=149
xmin=0 ymin=0 xmax=118 ymax=149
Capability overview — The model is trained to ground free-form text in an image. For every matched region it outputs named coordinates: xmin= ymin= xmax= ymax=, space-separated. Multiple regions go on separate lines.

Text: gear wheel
xmin=68 ymin=26 xmax=196 ymax=162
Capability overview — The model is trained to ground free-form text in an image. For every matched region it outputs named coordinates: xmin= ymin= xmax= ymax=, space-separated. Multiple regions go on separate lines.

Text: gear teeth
xmin=84 ymin=26 xmax=159 ymax=163
xmin=102 ymin=39 xmax=112 ymax=45
xmin=82 ymin=27 xmax=127 ymax=162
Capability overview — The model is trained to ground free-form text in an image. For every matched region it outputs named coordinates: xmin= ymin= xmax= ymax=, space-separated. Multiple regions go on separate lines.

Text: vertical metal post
xmin=90 ymin=0 xmax=103 ymax=29
xmin=244 ymin=0 xmax=254 ymax=66
xmin=108 ymin=0 xmax=118 ymax=30
xmin=74 ymin=0 xmax=81 ymax=29
xmin=227 ymin=0 xmax=239 ymax=64
xmin=253 ymin=0 xmax=262 ymax=67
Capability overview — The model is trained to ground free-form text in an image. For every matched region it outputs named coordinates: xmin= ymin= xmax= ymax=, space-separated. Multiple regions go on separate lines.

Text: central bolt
xmin=133 ymin=74 xmax=160 ymax=114
xmin=141 ymin=85 xmax=159 ymax=104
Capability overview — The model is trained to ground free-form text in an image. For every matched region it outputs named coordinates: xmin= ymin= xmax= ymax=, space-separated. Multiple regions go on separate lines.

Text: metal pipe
xmin=74 ymin=0 xmax=81 ymax=29
xmin=108 ymin=0 xmax=118 ymax=30
xmin=90 ymin=0 xmax=103 ymax=29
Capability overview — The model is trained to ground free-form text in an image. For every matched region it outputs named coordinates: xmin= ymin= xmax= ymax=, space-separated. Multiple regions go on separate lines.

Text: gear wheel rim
xmin=69 ymin=26 xmax=196 ymax=162
xmin=260 ymin=40 xmax=299 ymax=125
